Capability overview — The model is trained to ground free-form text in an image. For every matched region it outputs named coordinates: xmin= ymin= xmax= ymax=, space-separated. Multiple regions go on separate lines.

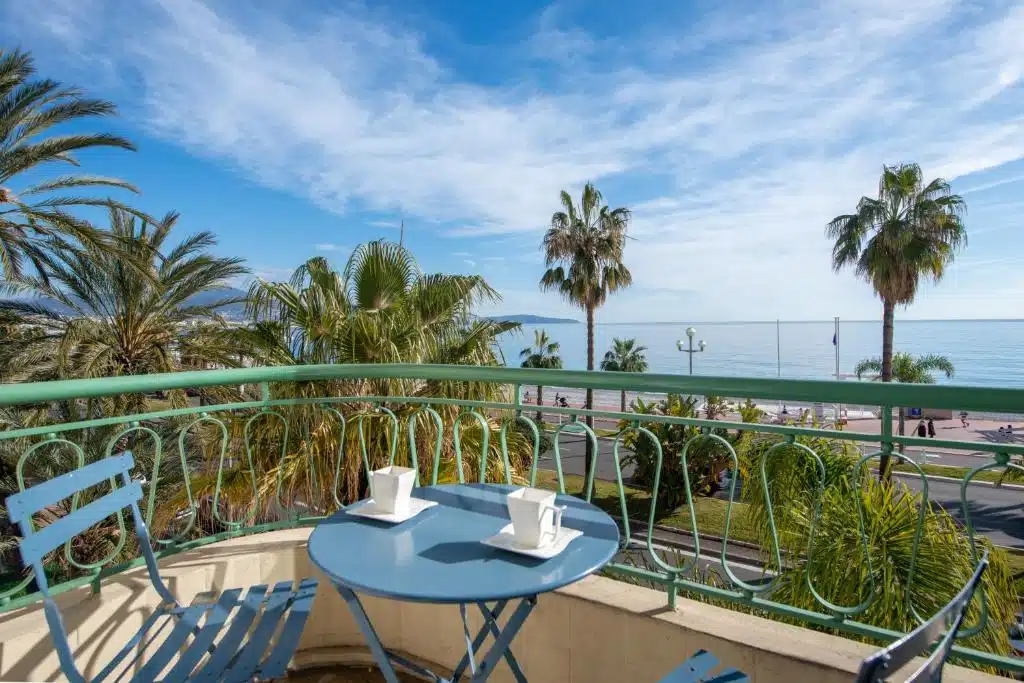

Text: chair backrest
xmin=6 ymin=451 xmax=175 ymax=683
xmin=854 ymin=551 xmax=989 ymax=683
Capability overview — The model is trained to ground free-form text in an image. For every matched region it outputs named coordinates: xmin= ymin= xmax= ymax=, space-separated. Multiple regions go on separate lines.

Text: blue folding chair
xmin=855 ymin=551 xmax=989 ymax=682
xmin=657 ymin=650 xmax=749 ymax=682
xmin=659 ymin=551 xmax=989 ymax=683
xmin=6 ymin=451 xmax=319 ymax=683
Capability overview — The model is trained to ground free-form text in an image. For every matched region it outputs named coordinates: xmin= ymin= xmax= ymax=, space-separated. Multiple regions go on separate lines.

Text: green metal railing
xmin=0 ymin=364 xmax=1022 ymax=672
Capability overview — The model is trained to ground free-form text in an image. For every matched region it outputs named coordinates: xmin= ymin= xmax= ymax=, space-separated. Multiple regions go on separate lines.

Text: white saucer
xmin=481 ymin=523 xmax=583 ymax=559
xmin=345 ymin=497 xmax=438 ymax=524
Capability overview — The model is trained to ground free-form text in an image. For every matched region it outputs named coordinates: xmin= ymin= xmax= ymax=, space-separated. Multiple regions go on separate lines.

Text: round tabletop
xmin=307 ymin=483 xmax=620 ymax=603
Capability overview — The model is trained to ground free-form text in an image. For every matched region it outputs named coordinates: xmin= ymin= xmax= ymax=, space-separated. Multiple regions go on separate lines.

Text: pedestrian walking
xmin=927 ymin=418 xmax=936 ymax=438
xmin=916 ymin=420 xmax=927 ymax=438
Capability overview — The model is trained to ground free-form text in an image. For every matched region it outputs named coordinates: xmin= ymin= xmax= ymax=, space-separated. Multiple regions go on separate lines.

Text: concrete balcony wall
xmin=0 ymin=529 xmax=1004 ymax=683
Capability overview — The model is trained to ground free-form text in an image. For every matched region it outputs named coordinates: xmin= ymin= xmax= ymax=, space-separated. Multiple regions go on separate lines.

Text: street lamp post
xmin=676 ymin=327 xmax=707 ymax=375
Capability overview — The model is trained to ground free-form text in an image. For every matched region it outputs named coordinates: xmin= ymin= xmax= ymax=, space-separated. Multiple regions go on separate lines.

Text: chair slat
xmin=256 ymin=578 xmax=319 ymax=679
xmin=659 ymin=650 xmax=720 ymax=683
xmin=6 ymin=453 xmax=134 ymax=523
xmin=708 ymin=668 xmax=750 ymax=682
xmin=160 ymin=589 xmax=244 ymax=683
xmin=131 ymin=596 xmax=213 ymax=682
xmin=223 ymin=581 xmax=297 ymax=682
xmin=190 ymin=584 xmax=269 ymax=683
xmin=19 ymin=482 xmax=142 ymax=566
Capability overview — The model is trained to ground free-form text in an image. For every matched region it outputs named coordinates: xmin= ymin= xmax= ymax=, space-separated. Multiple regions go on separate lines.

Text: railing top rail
xmin=0 ymin=363 xmax=1022 ymax=412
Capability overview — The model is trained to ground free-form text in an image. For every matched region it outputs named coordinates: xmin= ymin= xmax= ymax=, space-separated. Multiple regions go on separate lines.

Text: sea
xmin=497 ymin=320 xmax=1024 ymax=388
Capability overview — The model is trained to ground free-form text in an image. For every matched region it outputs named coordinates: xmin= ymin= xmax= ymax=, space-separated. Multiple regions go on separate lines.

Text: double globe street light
xmin=676 ymin=327 xmax=706 ymax=375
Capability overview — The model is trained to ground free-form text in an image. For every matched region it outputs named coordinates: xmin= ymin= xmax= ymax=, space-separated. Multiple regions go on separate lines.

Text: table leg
xmin=452 ymin=596 xmax=535 ymax=683
xmin=334 ymin=582 xmax=404 ymax=683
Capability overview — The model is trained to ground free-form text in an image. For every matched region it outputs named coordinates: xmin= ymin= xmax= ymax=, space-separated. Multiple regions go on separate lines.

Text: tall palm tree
xmin=0 ymin=207 xmax=247 ymax=413
xmin=600 ymin=337 xmax=648 ymax=412
xmin=519 ymin=329 xmax=562 ymax=423
xmin=855 ymin=352 xmax=954 ymax=479
xmin=540 ymin=182 xmax=632 ymax=479
xmin=0 ymin=49 xmax=139 ymax=280
xmin=827 ymin=163 xmax=966 ymax=384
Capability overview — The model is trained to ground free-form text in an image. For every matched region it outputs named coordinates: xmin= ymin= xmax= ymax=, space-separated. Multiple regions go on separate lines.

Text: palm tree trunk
xmin=881 ymin=299 xmax=895 ymax=382
xmin=620 ymin=389 xmax=626 ymax=413
xmin=536 ymin=384 xmax=543 ymax=424
xmin=585 ymin=304 xmax=595 ymax=482
xmin=879 ymin=298 xmax=896 ymax=482
xmin=878 ymin=406 xmax=906 ymax=483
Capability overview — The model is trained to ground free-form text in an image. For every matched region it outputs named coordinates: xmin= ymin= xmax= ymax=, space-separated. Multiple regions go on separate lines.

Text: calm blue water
xmin=497 ymin=320 xmax=1024 ymax=388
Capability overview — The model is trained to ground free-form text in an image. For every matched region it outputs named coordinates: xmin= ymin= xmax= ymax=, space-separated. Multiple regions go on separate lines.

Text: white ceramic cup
xmin=506 ymin=487 xmax=565 ymax=548
xmin=371 ymin=465 xmax=416 ymax=515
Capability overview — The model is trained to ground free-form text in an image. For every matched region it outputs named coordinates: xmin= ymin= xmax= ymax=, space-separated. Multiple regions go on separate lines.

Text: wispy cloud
xmin=6 ymin=0 xmax=1024 ymax=319
xmin=367 ymin=220 xmax=400 ymax=229
xmin=464 ymin=259 xmax=477 ymax=268
xmin=314 ymin=243 xmax=346 ymax=252
xmin=961 ymin=174 xmax=1024 ymax=195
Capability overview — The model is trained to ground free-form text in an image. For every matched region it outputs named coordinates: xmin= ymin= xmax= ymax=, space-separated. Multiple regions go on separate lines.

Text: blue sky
xmin=3 ymin=0 xmax=1023 ymax=322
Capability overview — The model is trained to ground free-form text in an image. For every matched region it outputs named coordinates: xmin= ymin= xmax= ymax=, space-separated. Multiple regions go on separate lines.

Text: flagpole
xmin=834 ymin=316 xmax=841 ymax=423
xmin=776 ymin=319 xmax=782 ymax=414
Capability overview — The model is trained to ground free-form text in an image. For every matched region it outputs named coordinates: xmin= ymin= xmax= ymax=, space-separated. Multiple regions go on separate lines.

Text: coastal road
xmin=543 ymin=435 xmax=1024 ymax=549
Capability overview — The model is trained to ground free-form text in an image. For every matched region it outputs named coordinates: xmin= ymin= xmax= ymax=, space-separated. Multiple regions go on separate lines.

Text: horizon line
xmin=507 ymin=318 xmax=1024 ymax=325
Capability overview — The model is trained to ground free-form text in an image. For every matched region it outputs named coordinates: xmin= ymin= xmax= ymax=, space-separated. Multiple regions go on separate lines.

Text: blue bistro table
xmin=307 ymin=483 xmax=620 ymax=683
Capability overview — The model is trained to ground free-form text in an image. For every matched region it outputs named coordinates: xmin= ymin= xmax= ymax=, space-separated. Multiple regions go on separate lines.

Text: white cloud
xmin=961 ymin=174 xmax=1024 ymax=195
xmin=463 ymin=259 xmax=477 ymax=268
xmin=314 ymin=243 xmax=347 ymax=252
xmin=6 ymin=0 xmax=1024 ymax=320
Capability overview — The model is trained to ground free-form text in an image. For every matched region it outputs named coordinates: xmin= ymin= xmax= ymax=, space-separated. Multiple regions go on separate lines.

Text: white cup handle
xmin=541 ymin=504 xmax=565 ymax=544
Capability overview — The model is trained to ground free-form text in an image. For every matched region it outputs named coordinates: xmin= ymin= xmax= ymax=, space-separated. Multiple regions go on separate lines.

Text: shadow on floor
xmin=277 ymin=666 xmax=419 ymax=682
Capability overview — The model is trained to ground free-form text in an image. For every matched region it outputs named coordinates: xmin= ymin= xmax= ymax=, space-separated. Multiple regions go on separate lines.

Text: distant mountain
xmin=10 ymin=287 xmax=250 ymax=321
xmin=485 ymin=314 xmax=580 ymax=325
xmin=186 ymin=287 xmax=249 ymax=320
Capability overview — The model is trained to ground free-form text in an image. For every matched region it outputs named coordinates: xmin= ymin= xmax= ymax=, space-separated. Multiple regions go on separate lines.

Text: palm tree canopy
xmin=520 ymin=328 xmax=562 ymax=369
xmin=854 ymin=352 xmax=955 ymax=384
xmin=826 ymin=163 xmax=966 ymax=306
xmin=540 ymin=182 xmax=632 ymax=309
xmin=239 ymin=240 xmax=516 ymax=368
xmin=0 ymin=207 xmax=248 ymax=385
xmin=600 ymin=337 xmax=648 ymax=373
xmin=0 ymin=49 xmax=140 ymax=280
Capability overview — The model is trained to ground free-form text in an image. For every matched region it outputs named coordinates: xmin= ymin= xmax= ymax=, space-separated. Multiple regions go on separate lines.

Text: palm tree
xmin=827 ymin=164 xmax=965 ymax=385
xmin=228 ymin=241 xmax=530 ymax=506
xmin=600 ymin=337 xmax=647 ymax=412
xmin=0 ymin=207 xmax=248 ymax=413
xmin=744 ymin=435 xmax=1016 ymax=658
xmin=540 ymin=182 xmax=632 ymax=479
xmin=0 ymin=49 xmax=139 ymax=280
xmin=519 ymin=329 xmax=563 ymax=422
xmin=855 ymin=352 xmax=954 ymax=478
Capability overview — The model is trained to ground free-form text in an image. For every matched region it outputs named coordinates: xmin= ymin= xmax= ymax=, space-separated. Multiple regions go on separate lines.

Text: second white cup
xmin=506 ymin=487 xmax=564 ymax=548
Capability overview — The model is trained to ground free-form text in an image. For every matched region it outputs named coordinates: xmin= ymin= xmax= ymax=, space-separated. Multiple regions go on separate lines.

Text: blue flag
xmin=832 ymin=333 xmax=837 ymax=346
